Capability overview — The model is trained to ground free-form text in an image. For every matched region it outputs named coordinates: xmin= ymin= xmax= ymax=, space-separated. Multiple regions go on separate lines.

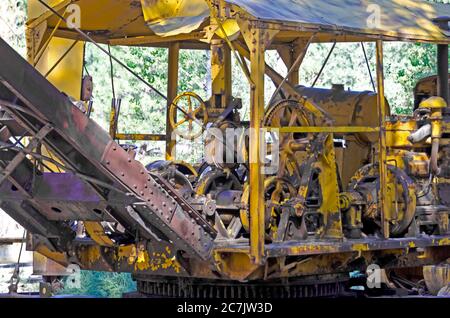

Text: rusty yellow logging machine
xmin=0 ymin=0 xmax=450 ymax=297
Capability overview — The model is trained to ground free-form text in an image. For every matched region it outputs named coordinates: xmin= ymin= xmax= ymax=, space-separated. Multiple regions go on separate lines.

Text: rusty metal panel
xmin=101 ymin=141 xmax=216 ymax=260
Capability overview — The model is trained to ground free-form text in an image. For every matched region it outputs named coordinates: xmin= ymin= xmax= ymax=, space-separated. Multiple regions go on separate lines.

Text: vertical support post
xmin=438 ymin=44 xmax=449 ymax=106
xmin=109 ymin=99 xmax=121 ymax=139
xmin=166 ymin=42 xmax=180 ymax=160
xmin=287 ymin=48 xmax=300 ymax=86
xmin=277 ymin=39 xmax=308 ymax=86
xmin=319 ymin=135 xmax=344 ymax=239
xmin=248 ymin=28 xmax=266 ymax=265
xmin=239 ymin=18 xmax=278 ymax=265
xmin=211 ymin=39 xmax=232 ymax=109
xmin=376 ymin=40 xmax=390 ymax=238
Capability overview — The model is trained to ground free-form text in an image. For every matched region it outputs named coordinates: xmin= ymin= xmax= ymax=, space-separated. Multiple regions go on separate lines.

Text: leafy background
xmin=0 ymin=0 xmax=449 ymax=297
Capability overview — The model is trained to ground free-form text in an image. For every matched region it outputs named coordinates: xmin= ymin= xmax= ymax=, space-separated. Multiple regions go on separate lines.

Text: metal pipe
xmin=430 ymin=102 xmax=444 ymax=176
xmin=431 ymin=138 xmax=441 ymax=175
xmin=408 ymin=124 xmax=431 ymax=143
xmin=437 ymin=44 xmax=449 ymax=105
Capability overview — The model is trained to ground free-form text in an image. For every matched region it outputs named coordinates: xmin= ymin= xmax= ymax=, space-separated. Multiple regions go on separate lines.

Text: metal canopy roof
xmin=228 ymin=0 xmax=450 ymax=43
xmin=28 ymin=0 xmax=450 ymax=44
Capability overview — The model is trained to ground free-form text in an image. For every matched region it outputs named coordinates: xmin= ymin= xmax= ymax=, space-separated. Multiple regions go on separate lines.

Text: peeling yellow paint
xmin=352 ymin=244 xmax=370 ymax=252
xmin=81 ymin=246 xmax=102 ymax=266
xmin=117 ymin=245 xmax=137 ymax=265
xmin=352 ymin=243 xmax=370 ymax=258
xmin=288 ymin=245 xmax=336 ymax=255
xmin=136 ymin=250 xmax=151 ymax=271
xmin=438 ymin=238 xmax=450 ymax=246
xmin=144 ymin=251 xmax=181 ymax=273
xmin=117 ymin=245 xmax=182 ymax=273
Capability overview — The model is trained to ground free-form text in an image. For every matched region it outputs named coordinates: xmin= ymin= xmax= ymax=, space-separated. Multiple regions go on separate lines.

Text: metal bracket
xmin=0 ymin=124 xmax=53 ymax=187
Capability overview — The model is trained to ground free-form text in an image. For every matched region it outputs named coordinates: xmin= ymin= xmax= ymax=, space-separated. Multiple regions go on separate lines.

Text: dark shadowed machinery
xmin=0 ymin=0 xmax=450 ymax=298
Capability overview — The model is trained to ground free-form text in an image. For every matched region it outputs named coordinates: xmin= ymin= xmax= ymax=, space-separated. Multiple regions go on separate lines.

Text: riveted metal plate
xmin=101 ymin=141 xmax=216 ymax=260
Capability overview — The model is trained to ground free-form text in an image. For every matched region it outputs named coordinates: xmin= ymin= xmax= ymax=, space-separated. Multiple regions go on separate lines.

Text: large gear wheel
xmin=240 ymin=177 xmax=298 ymax=241
xmin=264 ymin=99 xmax=314 ymax=183
xmin=349 ymin=164 xmax=417 ymax=237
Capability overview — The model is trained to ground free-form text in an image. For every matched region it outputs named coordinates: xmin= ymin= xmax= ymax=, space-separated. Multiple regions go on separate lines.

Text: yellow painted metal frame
xmin=268 ymin=127 xmax=380 ymax=133
xmin=25 ymin=1 xmax=450 ymax=276
xmin=239 ymin=21 xmax=279 ymax=264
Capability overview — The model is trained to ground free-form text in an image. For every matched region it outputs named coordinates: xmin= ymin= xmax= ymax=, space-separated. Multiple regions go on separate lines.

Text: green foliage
xmin=85 ymin=44 xmax=212 ymax=164
xmin=384 ymin=42 xmax=437 ymax=113
xmin=59 ymin=271 xmax=136 ymax=298
xmin=0 ymin=0 xmax=27 ymax=56
xmin=296 ymin=41 xmax=438 ymax=114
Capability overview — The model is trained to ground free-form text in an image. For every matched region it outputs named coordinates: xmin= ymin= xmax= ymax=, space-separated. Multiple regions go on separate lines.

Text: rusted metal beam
xmin=0 ymin=173 xmax=114 ymax=222
xmin=0 ymin=238 xmax=26 ymax=245
xmin=108 ymin=32 xmax=206 ymax=46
